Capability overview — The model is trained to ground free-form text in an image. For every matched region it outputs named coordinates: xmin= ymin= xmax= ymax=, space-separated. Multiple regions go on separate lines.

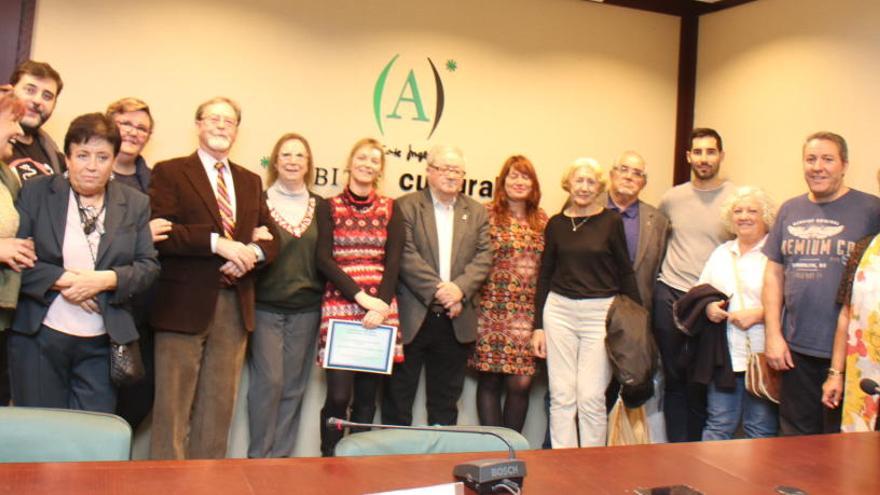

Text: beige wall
xmin=32 ymin=0 xmax=679 ymax=210
xmin=30 ymin=0 xmax=680 ymax=456
xmin=696 ymin=0 xmax=880 ymax=203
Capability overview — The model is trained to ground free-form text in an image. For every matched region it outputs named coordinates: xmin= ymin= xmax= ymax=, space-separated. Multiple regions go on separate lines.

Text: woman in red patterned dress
xmin=468 ymin=155 xmax=547 ymax=432
xmin=316 ymin=138 xmax=403 ymax=456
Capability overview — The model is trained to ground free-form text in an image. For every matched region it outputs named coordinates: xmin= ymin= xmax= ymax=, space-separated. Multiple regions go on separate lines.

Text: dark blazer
xmin=395 ymin=188 xmax=492 ymax=344
xmin=633 ymin=201 xmax=670 ymax=314
xmin=148 ymin=152 xmax=278 ymax=334
xmin=12 ymin=175 xmax=159 ymax=344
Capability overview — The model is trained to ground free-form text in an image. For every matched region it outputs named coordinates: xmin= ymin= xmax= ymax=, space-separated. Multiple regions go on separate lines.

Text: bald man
xmin=606 ymin=151 xmax=669 ymax=314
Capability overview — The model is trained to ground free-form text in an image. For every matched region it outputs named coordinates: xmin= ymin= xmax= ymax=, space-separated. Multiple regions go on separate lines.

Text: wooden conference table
xmin=1 ymin=432 xmax=876 ymax=494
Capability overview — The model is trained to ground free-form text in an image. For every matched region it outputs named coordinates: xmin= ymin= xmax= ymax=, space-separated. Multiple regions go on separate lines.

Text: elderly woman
xmin=822 ymin=170 xmax=880 ymax=432
xmin=316 ymin=137 xmax=403 ymax=456
xmin=698 ymin=186 xmax=778 ymax=440
xmin=0 ymin=93 xmax=35 ymax=405
xmin=532 ymin=158 xmax=640 ymax=448
xmin=247 ymin=133 xmax=328 ymax=458
xmin=468 ymin=155 xmax=547 ymax=432
xmin=9 ymin=113 xmax=159 ymax=412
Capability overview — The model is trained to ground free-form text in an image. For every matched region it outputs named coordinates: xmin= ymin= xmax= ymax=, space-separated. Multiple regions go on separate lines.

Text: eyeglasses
xmin=116 ymin=120 xmax=151 ymax=136
xmin=428 ymin=164 xmax=466 ymax=178
xmin=613 ymin=164 xmax=647 ymax=179
xmin=201 ymin=114 xmax=238 ymax=128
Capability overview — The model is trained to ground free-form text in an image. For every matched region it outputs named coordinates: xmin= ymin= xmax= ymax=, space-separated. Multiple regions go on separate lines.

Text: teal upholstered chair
xmin=0 ymin=407 xmax=132 ymax=462
xmin=334 ymin=425 xmax=530 ymax=457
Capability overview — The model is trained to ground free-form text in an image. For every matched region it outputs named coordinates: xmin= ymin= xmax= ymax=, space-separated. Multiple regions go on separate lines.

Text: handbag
xmin=729 ymin=250 xmax=781 ymax=403
xmin=745 ymin=344 xmax=781 ymax=404
xmin=110 ymin=340 xmax=145 ymax=387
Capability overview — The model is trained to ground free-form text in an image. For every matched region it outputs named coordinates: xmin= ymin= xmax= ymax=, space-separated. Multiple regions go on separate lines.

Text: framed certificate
xmin=323 ymin=319 xmax=398 ymax=374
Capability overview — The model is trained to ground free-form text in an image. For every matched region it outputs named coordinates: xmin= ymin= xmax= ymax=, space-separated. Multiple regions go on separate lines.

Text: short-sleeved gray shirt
xmin=763 ymin=189 xmax=880 ymax=358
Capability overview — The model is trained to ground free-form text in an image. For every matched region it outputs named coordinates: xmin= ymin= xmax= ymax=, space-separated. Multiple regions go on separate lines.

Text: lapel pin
xmin=462 ymin=213 xmax=468 ymax=221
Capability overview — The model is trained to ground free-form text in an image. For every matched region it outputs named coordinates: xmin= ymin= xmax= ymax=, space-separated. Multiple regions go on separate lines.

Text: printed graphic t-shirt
xmin=763 ymin=189 xmax=880 ymax=358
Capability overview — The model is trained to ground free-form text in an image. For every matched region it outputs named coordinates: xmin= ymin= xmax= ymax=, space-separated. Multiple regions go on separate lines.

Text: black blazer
xmin=13 ymin=175 xmax=160 ymax=344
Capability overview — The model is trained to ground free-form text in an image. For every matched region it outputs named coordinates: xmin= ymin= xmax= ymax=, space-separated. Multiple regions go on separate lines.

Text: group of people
xmin=0 ymin=59 xmax=878 ymax=461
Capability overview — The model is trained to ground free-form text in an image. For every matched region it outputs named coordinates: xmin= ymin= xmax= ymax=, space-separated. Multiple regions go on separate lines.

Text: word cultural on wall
xmin=312 ymin=144 xmax=493 ymax=199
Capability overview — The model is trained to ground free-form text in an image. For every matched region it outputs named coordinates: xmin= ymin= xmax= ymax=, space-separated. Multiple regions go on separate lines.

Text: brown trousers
xmin=150 ymin=290 xmax=247 ymax=459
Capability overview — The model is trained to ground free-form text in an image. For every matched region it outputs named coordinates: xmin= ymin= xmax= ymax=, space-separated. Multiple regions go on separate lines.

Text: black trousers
xmin=652 ymin=281 xmax=707 ymax=442
xmin=382 ymin=311 xmax=472 ymax=426
xmin=779 ymin=350 xmax=842 ymax=436
xmin=114 ymin=285 xmax=157 ymax=429
xmin=0 ymin=331 xmax=9 ymax=405
xmin=8 ymin=325 xmax=115 ymax=412
xmin=320 ymin=369 xmax=382 ymax=456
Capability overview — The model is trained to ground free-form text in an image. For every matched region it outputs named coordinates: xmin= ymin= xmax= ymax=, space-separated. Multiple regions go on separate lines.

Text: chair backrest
xmin=0 ymin=407 xmax=132 ymax=462
xmin=334 ymin=425 xmax=531 ymax=457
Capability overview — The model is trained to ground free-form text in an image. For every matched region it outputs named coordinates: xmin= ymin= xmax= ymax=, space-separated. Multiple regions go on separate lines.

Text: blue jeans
xmin=702 ymin=374 xmax=778 ymax=440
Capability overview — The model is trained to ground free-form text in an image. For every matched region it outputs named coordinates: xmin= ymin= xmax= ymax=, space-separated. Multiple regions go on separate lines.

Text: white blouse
xmin=697 ymin=235 xmax=768 ymax=372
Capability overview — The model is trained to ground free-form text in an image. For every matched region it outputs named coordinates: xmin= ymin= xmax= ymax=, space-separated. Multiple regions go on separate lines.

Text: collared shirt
xmin=430 ymin=189 xmax=457 ymax=283
xmin=607 ymin=197 xmax=640 ymax=263
xmin=698 ymin=235 xmax=768 ymax=372
xmin=198 ymin=147 xmax=237 ymax=216
xmin=196 ymin=148 xmax=262 ymax=261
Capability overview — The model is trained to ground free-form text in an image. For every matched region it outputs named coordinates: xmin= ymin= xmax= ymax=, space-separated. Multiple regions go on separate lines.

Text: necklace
xmin=570 ymin=215 xmax=589 ymax=232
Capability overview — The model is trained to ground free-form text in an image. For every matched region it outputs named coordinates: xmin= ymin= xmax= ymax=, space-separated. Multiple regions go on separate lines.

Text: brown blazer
xmin=633 ymin=200 xmax=670 ymax=315
xmin=148 ymin=152 xmax=278 ymax=334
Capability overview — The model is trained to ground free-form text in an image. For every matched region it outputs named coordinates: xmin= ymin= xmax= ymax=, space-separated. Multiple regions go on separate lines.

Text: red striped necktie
xmin=215 ymin=162 xmax=235 ymax=239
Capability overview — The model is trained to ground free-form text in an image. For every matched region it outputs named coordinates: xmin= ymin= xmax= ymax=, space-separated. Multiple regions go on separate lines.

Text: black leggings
xmin=475 ymin=371 xmax=533 ymax=432
xmin=319 ymin=369 xmax=381 ymax=456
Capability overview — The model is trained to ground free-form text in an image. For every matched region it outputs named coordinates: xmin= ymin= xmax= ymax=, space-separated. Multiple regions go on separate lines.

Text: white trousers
xmin=544 ymin=292 xmax=613 ymax=448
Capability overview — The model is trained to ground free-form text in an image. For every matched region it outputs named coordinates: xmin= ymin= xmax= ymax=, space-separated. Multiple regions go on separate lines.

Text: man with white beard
xmin=148 ymin=97 xmax=278 ymax=459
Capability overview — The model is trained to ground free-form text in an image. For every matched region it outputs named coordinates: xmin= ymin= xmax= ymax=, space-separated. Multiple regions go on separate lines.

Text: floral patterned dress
xmin=469 ymin=208 xmax=547 ymax=376
xmin=841 ymin=234 xmax=880 ymax=432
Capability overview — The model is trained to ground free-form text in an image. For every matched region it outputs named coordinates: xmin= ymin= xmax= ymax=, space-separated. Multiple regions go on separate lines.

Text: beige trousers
xmin=544 ymin=292 xmax=614 ymax=448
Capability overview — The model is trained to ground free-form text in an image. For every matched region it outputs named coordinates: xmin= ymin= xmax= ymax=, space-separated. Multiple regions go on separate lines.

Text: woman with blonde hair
xmin=316 ymin=137 xmax=404 ymax=456
xmin=532 ymin=158 xmax=640 ymax=448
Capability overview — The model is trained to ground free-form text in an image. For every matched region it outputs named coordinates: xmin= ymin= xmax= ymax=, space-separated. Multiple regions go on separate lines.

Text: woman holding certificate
xmin=531 ymin=158 xmax=640 ymax=448
xmin=316 ymin=137 xmax=404 ymax=457
xmin=246 ymin=133 xmax=328 ymax=458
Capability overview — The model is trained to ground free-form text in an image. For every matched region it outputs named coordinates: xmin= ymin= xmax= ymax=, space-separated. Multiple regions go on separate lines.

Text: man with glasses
xmin=654 ymin=128 xmax=735 ymax=442
xmin=383 ymin=145 xmax=492 ymax=426
xmin=607 ymin=151 xmax=669 ymax=315
xmin=148 ymin=97 xmax=278 ymax=459
xmin=3 ymin=60 xmax=66 ymax=183
xmin=603 ymin=152 xmax=670 ymax=413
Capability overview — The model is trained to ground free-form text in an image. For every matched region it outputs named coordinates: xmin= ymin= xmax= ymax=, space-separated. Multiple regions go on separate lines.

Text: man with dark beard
xmin=4 ymin=60 xmax=66 ymax=183
xmin=653 ymin=128 xmax=736 ymax=442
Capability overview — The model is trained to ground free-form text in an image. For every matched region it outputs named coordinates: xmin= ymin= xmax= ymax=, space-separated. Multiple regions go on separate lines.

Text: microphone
xmin=326 ymin=418 xmax=526 ymax=494
xmin=859 ymin=378 xmax=880 ymax=395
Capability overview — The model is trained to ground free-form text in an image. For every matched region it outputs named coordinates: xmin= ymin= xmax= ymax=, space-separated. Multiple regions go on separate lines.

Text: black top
xmin=535 ymin=208 xmax=640 ymax=328
xmin=316 ymin=189 xmax=404 ymax=304
xmin=9 ymin=136 xmax=65 ymax=183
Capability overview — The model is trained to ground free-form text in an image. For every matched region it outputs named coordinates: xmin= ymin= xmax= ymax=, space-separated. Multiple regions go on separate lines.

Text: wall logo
xmin=373 ymin=54 xmax=447 ymax=139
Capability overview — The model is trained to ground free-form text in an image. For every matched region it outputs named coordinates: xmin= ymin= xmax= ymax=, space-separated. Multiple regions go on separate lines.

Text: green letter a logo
xmin=385 ymin=70 xmax=430 ymax=122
